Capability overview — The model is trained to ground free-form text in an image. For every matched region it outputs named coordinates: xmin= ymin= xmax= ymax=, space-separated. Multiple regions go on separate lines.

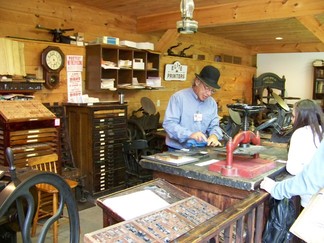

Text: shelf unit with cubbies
xmin=85 ymin=44 xmax=160 ymax=91
xmin=313 ymin=66 xmax=324 ymax=100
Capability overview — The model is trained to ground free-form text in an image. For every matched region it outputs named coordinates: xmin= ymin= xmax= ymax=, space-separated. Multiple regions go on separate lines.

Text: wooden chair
xmin=28 ymin=153 xmax=78 ymax=243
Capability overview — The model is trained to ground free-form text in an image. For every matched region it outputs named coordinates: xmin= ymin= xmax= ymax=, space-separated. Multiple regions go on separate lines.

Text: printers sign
xmin=164 ymin=61 xmax=187 ymax=81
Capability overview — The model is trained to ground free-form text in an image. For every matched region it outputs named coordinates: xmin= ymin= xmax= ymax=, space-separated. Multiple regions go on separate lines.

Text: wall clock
xmin=41 ymin=46 xmax=65 ymax=89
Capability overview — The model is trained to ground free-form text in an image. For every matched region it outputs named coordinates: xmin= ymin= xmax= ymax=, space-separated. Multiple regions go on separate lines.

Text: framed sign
xmin=164 ymin=61 xmax=187 ymax=81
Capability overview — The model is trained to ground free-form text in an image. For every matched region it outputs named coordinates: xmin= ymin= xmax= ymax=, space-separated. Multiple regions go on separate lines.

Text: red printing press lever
xmin=209 ymin=103 xmax=276 ymax=178
xmin=221 ymin=130 xmax=260 ymax=176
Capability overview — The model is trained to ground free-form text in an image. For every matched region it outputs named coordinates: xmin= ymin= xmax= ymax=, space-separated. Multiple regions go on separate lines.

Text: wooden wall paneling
xmin=1 ymin=0 xmax=256 ymax=120
xmin=178 ymin=33 xmax=254 ymax=66
xmin=155 ymin=29 xmax=180 ymax=53
xmin=19 ymin=40 xmax=85 ymax=105
xmin=158 ymin=55 xmax=255 ymax=118
xmin=0 ymin=0 xmax=139 ymax=42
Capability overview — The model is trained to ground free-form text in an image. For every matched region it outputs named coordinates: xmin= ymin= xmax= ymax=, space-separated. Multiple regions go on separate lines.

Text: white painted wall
xmin=256 ymin=53 xmax=324 ymax=105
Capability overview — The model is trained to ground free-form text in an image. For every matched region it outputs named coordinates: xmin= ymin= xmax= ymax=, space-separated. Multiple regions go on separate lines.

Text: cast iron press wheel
xmin=0 ymin=171 xmax=80 ymax=243
xmin=140 ymin=97 xmax=156 ymax=115
xmin=255 ymin=93 xmax=291 ymax=132
xmin=0 ymin=148 xmax=80 ymax=243
xmin=272 ymin=93 xmax=290 ymax=111
xmin=255 ymin=117 xmax=278 ymax=131
xmin=227 ymin=104 xmax=266 ymax=131
xmin=127 ymin=119 xmax=146 ymax=141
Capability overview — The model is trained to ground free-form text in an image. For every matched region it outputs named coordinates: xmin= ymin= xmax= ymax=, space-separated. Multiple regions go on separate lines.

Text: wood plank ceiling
xmin=73 ymin=0 xmax=324 ymax=50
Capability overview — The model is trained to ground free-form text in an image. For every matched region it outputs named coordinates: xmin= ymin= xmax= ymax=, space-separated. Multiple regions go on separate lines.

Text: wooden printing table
xmin=139 ymin=144 xmax=288 ymax=211
xmin=96 ymin=144 xmax=287 ymax=225
xmin=92 ymin=144 xmax=291 ymax=242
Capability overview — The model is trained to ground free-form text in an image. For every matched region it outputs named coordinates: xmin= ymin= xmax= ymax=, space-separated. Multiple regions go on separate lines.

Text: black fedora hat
xmin=195 ymin=65 xmax=221 ymax=89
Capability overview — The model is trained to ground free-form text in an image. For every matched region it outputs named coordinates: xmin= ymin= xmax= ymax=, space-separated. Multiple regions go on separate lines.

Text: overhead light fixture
xmin=176 ymin=0 xmax=198 ymax=34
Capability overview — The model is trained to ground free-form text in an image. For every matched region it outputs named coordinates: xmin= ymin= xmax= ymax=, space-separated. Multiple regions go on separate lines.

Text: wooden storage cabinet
xmin=85 ymin=44 xmax=160 ymax=91
xmin=0 ymin=101 xmax=60 ymax=169
xmin=65 ymin=103 xmax=128 ymax=196
xmin=0 ymin=121 xmax=60 ymax=168
xmin=313 ymin=66 xmax=324 ymax=100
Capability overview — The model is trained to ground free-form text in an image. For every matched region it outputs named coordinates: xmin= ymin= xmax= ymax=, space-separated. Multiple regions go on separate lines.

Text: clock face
xmin=41 ymin=46 xmax=65 ymax=89
xmin=45 ymin=50 xmax=63 ymax=70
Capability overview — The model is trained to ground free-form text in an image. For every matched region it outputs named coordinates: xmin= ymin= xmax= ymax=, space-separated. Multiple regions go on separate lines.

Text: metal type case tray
xmin=84 ymin=196 xmax=221 ymax=242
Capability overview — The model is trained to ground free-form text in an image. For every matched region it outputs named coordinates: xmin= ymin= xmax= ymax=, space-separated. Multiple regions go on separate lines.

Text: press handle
xmin=5 ymin=147 xmax=16 ymax=179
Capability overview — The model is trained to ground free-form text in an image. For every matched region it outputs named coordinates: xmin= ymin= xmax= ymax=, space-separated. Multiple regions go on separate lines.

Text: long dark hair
xmin=292 ymin=99 xmax=324 ymax=147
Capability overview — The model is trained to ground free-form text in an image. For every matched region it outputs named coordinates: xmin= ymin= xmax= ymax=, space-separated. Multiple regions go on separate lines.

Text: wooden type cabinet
xmin=313 ymin=66 xmax=324 ymax=100
xmin=0 ymin=101 xmax=60 ymax=169
xmin=65 ymin=103 xmax=128 ymax=196
xmin=85 ymin=44 xmax=160 ymax=91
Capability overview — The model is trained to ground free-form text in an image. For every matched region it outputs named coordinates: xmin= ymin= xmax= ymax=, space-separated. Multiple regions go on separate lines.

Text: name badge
xmin=194 ymin=113 xmax=203 ymax=122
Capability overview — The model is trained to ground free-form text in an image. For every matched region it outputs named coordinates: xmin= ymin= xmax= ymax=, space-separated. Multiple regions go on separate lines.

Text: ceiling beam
xmin=251 ymin=42 xmax=324 ymax=54
xmin=137 ymin=0 xmax=324 ymax=33
xmin=296 ymin=15 xmax=324 ymax=43
xmin=155 ymin=29 xmax=180 ymax=53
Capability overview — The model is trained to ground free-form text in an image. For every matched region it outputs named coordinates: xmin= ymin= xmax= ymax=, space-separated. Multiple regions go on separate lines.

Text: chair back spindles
xmin=26 ymin=153 xmax=77 ymax=243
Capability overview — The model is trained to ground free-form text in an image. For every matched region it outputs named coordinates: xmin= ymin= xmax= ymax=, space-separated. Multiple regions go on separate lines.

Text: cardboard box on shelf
xmin=120 ymin=40 xmax=137 ymax=48
xmin=118 ymin=60 xmax=132 ymax=68
xmin=96 ymin=36 xmax=119 ymax=45
xmin=70 ymin=40 xmax=84 ymax=46
xmin=147 ymin=62 xmax=153 ymax=69
xmin=132 ymin=58 xmax=144 ymax=70
xmin=136 ymin=42 xmax=154 ymax=50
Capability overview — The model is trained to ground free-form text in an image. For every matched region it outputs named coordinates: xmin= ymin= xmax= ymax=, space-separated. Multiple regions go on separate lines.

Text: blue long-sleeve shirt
xmin=162 ymin=87 xmax=223 ymax=149
xmin=271 ymin=139 xmax=324 ymax=204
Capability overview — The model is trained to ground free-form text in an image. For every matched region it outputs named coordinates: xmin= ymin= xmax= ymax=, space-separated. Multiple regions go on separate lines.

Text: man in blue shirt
xmin=260 ymin=138 xmax=324 ymax=207
xmin=163 ymin=65 xmax=223 ymax=150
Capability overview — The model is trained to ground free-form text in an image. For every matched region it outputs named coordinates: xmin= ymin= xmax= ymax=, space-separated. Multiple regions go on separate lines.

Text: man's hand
xmin=260 ymin=177 xmax=277 ymax=193
xmin=207 ymin=134 xmax=222 ymax=147
xmin=189 ymin=132 xmax=207 ymax=142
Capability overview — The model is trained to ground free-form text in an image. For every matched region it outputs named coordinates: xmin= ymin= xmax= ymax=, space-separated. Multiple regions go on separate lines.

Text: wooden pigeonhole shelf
xmin=0 ymin=100 xmax=61 ymax=170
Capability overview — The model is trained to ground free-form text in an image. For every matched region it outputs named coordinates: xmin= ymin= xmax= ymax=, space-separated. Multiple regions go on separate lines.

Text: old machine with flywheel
xmin=0 ymin=148 xmax=79 ymax=242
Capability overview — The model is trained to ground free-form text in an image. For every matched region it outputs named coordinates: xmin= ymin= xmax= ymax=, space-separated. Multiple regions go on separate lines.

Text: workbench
xmin=91 ymin=144 xmax=291 ymax=242
xmin=139 ymin=145 xmax=288 ymax=211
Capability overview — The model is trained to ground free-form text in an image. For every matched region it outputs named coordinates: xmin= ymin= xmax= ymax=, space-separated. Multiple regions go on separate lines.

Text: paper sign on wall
xmin=66 ymin=55 xmax=83 ymax=102
xmin=67 ymin=72 xmax=82 ymax=102
xmin=66 ymin=55 xmax=83 ymax=72
xmin=164 ymin=61 xmax=187 ymax=81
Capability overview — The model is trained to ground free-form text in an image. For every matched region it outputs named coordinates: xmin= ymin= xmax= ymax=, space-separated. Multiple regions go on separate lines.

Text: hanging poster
xmin=164 ymin=61 xmax=187 ymax=81
xmin=66 ymin=55 xmax=83 ymax=102
xmin=67 ymin=72 xmax=82 ymax=102
xmin=66 ymin=55 xmax=83 ymax=72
